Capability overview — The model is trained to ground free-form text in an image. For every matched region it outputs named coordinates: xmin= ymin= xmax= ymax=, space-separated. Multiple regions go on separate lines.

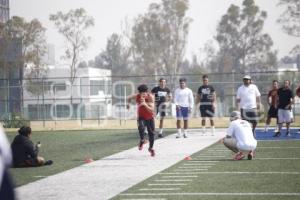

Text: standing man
xmin=264 ymin=80 xmax=279 ymax=132
xmin=274 ymin=80 xmax=294 ymax=137
xmin=174 ymin=78 xmax=194 ymax=138
xmin=196 ymin=75 xmax=216 ymax=135
xmin=151 ymin=78 xmax=171 ymax=138
xmin=222 ymin=111 xmax=257 ymax=160
xmin=127 ymin=84 xmax=156 ymax=156
xmin=236 ymin=75 xmax=261 ymax=136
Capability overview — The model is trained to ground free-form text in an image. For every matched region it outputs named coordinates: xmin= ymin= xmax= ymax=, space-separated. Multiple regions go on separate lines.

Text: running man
xmin=222 ymin=111 xmax=257 ymax=160
xmin=196 ymin=75 xmax=216 ymax=135
xmin=274 ymin=80 xmax=294 ymax=137
xmin=174 ymin=78 xmax=194 ymax=138
xmin=264 ymin=80 xmax=279 ymax=132
xmin=127 ymin=84 xmax=156 ymax=156
xmin=151 ymin=78 xmax=171 ymax=138
xmin=236 ymin=75 xmax=261 ymax=136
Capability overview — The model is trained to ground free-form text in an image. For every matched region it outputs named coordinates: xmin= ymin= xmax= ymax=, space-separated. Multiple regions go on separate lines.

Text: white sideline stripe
xmin=148 ymin=184 xmax=187 ymax=186
xmin=186 ymin=161 xmax=219 ymax=162
xmin=187 ymin=161 xmax=217 ymax=163
xmin=154 ymin=179 xmax=192 ymax=182
xmin=162 ymin=176 xmax=198 ymax=178
xmin=139 ymin=188 xmax=180 ymax=191
xmin=120 ymin=193 xmax=300 ymax=196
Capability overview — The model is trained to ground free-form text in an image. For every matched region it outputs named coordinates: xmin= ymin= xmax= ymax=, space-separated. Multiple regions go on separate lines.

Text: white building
xmin=23 ymin=65 xmax=112 ymax=120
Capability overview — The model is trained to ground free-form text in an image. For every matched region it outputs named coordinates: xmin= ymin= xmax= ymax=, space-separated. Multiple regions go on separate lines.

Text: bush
xmin=2 ymin=113 xmax=30 ymax=128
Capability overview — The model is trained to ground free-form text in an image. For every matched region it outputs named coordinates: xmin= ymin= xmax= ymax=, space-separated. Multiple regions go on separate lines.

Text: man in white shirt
xmin=222 ymin=111 xmax=257 ymax=160
xmin=0 ymin=126 xmax=15 ymax=199
xmin=174 ymin=78 xmax=194 ymax=138
xmin=236 ymin=75 xmax=261 ymax=136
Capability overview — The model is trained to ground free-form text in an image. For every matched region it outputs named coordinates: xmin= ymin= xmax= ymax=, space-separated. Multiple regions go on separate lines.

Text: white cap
xmin=243 ymin=75 xmax=251 ymax=80
xmin=230 ymin=111 xmax=241 ymax=121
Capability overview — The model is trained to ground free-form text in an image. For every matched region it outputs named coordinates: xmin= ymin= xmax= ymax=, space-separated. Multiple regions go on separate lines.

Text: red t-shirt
xmin=268 ymin=88 xmax=278 ymax=106
xmin=136 ymin=93 xmax=154 ymax=120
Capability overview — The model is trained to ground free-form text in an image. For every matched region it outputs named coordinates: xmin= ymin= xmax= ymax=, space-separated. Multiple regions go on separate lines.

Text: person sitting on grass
xmin=221 ymin=111 xmax=257 ymax=160
xmin=11 ymin=126 xmax=53 ymax=167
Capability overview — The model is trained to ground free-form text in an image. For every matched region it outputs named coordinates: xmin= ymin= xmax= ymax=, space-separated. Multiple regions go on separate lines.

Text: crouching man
xmin=222 ymin=111 xmax=257 ymax=160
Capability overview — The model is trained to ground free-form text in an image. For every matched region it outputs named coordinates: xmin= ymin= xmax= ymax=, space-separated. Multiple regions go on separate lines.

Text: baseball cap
xmin=230 ymin=111 xmax=241 ymax=121
xmin=243 ymin=75 xmax=251 ymax=80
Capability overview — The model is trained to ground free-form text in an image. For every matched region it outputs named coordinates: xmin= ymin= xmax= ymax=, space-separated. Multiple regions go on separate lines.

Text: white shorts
xmin=278 ymin=109 xmax=292 ymax=123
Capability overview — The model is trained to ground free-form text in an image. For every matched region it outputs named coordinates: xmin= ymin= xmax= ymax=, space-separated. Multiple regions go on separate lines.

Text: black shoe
xmin=273 ymin=132 xmax=281 ymax=137
xmin=158 ymin=134 xmax=163 ymax=138
xmin=44 ymin=160 xmax=53 ymax=166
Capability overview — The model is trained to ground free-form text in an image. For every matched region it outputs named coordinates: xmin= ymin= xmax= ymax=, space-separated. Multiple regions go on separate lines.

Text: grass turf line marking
xmin=161 ymin=171 xmax=300 ymax=175
xmin=121 ymin=199 xmax=167 ymax=200
xmin=174 ymin=169 xmax=208 ymax=172
xmin=162 ymin=175 xmax=198 ymax=178
xmin=255 ymin=158 xmax=300 ymax=160
xmin=154 ymin=179 xmax=192 ymax=182
xmin=195 ymin=155 xmax=225 ymax=157
xmin=120 ymin=193 xmax=300 ymax=196
xmin=148 ymin=183 xmax=187 ymax=186
xmin=139 ymin=188 xmax=181 ymax=191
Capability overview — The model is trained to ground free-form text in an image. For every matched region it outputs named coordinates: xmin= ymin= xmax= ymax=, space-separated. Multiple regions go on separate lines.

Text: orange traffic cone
xmin=184 ymin=156 xmax=192 ymax=160
xmin=85 ymin=158 xmax=94 ymax=163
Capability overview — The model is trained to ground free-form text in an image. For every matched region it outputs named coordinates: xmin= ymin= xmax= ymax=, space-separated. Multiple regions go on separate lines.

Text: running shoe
xmin=247 ymin=151 xmax=254 ymax=160
xmin=273 ymin=132 xmax=281 ymax=137
xmin=138 ymin=140 xmax=147 ymax=150
xmin=234 ymin=152 xmax=245 ymax=160
xmin=148 ymin=149 xmax=155 ymax=157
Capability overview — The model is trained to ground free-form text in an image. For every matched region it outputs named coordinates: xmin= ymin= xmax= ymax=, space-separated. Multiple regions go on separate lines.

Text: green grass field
xmin=7 ymin=129 xmax=175 ymax=186
xmin=112 ymin=140 xmax=300 ymax=200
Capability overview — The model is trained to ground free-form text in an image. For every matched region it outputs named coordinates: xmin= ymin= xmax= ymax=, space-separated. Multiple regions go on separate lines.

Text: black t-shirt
xmin=151 ymin=86 xmax=171 ymax=105
xmin=197 ymin=85 xmax=215 ymax=103
xmin=11 ymin=135 xmax=38 ymax=166
xmin=277 ymin=87 xmax=293 ymax=109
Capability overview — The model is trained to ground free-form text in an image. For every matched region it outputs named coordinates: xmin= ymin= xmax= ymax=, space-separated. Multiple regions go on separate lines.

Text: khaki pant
xmin=223 ymin=138 xmax=239 ymax=153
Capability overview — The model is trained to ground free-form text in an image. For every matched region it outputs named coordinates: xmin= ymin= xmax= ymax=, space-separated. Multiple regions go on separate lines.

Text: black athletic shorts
xmin=267 ymin=105 xmax=278 ymax=118
xmin=241 ymin=108 xmax=258 ymax=124
xmin=200 ymin=105 xmax=214 ymax=117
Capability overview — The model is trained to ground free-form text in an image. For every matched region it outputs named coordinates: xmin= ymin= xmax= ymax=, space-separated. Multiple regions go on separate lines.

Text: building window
xmin=54 ymin=83 xmax=66 ymax=92
xmin=90 ymin=80 xmax=105 ymax=95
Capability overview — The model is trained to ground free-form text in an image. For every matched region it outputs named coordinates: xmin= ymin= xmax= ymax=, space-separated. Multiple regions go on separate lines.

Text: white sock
xmin=265 ymin=125 xmax=269 ymax=132
xmin=183 ymin=129 xmax=188 ymax=136
xmin=202 ymin=127 xmax=206 ymax=133
xmin=211 ymin=126 xmax=215 ymax=135
xmin=177 ymin=129 xmax=181 ymax=136
xmin=159 ymin=129 xmax=163 ymax=134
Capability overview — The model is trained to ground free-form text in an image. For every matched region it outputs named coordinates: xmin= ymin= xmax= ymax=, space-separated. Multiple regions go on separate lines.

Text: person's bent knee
xmin=37 ymin=156 xmax=45 ymax=166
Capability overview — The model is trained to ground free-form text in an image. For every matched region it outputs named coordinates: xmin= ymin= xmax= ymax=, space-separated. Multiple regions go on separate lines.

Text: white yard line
xmin=162 ymin=176 xmax=198 ymax=178
xmin=139 ymin=188 xmax=181 ymax=191
xmin=160 ymin=171 xmax=300 ymax=175
xmin=120 ymin=192 xmax=300 ymax=196
xmin=154 ymin=179 xmax=193 ymax=182
xmin=148 ymin=183 xmax=187 ymax=186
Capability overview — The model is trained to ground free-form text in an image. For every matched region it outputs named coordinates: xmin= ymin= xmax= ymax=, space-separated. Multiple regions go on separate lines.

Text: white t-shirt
xmin=227 ymin=119 xmax=257 ymax=151
xmin=236 ymin=84 xmax=261 ymax=109
xmin=0 ymin=126 xmax=12 ymax=188
xmin=174 ymin=87 xmax=194 ymax=109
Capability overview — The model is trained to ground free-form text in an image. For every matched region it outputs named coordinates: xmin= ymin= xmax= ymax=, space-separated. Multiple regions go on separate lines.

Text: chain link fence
xmin=0 ymin=71 xmax=299 ymax=129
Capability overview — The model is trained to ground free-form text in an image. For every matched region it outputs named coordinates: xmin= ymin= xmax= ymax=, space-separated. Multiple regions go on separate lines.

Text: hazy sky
xmin=10 ymin=0 xmax=300 ymax=63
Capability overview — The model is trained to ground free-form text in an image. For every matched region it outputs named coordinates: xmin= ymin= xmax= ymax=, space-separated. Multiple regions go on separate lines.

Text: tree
xmin=131 ymin=0 xmax=191 ymax=84
xmin=0 ymin=17 xmax=47 ymax=113
xmin=50 ymin=8 xmax=94 ymax=84
xmin=215 ymin=0 xmax=277 ymax=73
xmin=92 ymin=33 xmax=131 ymax=75
xmin=277 ymin=0 xmax=300 ymax=54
